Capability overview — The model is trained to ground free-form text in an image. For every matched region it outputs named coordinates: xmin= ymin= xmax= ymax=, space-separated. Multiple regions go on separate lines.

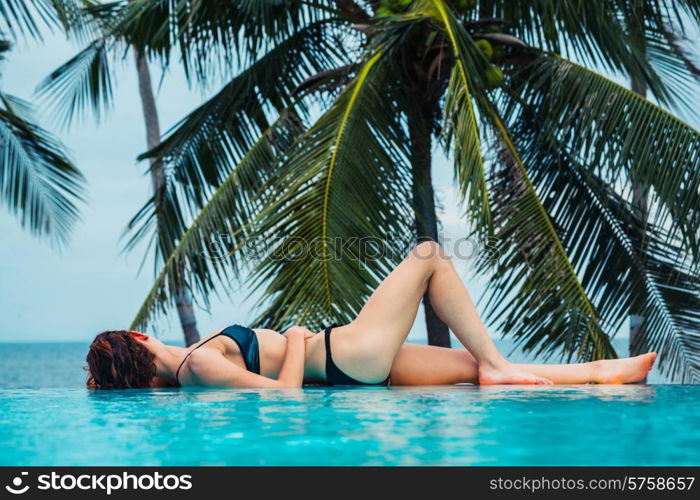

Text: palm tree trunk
xmin=629 ymin=76 xmax=648 ymax=356
xmin=134 ymin=51 xmax=201 ymax=346
xmin=628 ymin=0 xmax=648 ymax=358
xmin=408 ymin=107 xmax=451 ymax=348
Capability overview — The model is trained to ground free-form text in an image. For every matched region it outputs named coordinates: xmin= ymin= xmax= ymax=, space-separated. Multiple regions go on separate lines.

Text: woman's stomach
xmin=256 ymin=328 xmax=327 ymax=382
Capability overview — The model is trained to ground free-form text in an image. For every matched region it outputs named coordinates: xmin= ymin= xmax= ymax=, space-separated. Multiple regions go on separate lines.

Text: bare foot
xmin=596 ymin=352 xmax=657 ymax=384
xmin=479 ymin=362 xmax=554 ymax=385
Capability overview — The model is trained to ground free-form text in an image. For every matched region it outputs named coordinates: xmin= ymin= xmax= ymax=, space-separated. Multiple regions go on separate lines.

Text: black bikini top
xmin=175 ymin=325 xmax=260 ymax=385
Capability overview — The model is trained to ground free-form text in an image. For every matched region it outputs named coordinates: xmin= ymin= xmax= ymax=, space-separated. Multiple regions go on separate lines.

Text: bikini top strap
xmin=175 ymin=333 xmax=223 ymax=385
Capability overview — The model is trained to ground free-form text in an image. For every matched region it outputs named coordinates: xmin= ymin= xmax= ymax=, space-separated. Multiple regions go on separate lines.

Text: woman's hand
xmin=284 ymin=326 xmax=315 ymax=341
xmin=277 ymin=326 xmax=309 ymax=387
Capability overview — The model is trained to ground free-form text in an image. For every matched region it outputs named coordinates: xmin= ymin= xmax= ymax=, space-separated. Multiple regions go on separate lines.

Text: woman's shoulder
xmin=187 ymin=344 xmax=219 ymax=362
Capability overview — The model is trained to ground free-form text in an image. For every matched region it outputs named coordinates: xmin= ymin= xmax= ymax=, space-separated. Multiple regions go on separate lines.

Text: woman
xmin=86 ymin=242 xmax=656 ymax=389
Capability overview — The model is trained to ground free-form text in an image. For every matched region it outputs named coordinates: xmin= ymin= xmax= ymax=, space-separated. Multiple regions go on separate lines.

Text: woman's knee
xmin=411 ymin=241 xmax=451 ymax=272
xmin=412 ymin=240 xmax=443 ymax=259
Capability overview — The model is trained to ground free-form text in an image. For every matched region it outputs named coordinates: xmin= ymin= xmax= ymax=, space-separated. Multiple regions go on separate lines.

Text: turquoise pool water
xmin=0 ymin=342 xmax=693 ymax=465
xmin=1 ymin=385 xmax=698 ymax=466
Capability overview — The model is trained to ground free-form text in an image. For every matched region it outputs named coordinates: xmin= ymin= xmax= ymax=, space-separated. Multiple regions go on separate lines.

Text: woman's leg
xmin=388 ymin=344 xmax=657 ymax=385
xmin=330 ymin=241 xmax=550 ymax=384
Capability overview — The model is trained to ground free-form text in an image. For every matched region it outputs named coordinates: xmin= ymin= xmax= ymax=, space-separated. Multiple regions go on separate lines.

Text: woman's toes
xmin=647 ymin=352 xmax=657 ymax=370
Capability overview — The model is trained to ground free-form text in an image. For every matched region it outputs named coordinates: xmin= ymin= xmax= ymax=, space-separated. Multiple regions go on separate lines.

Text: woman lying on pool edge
xmin=86 ymin=241 xmax=657 ymax=389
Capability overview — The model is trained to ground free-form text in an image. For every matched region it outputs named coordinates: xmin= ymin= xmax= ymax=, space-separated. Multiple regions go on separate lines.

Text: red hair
xmin=86 ymin=331 xmax=156 ymax=389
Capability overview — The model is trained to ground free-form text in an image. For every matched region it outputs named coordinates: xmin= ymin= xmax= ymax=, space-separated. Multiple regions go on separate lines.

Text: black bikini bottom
xmin=323 ymin=323 xmax=389 ymax=386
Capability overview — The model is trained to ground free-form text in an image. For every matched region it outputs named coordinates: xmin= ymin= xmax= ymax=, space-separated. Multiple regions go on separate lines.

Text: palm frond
xmin=644 ymin=33 xmax=698 ymax=109
xmin=0 ymin=0 xmax=80 ymax=39
xmin=568 ymin=170 xmax=700 ymax=382
xmin=505 ymin=55 xmax=700 ymax=263
xmin=426 ymin=0 xmax=490 ymax=239
xmin=483 ymin=0 xmax=692 ymax=105
xmin=508 ymin=113 xmax=700 ymax=381
xmin=36 ymin=38 xmax=116 ymax=128
xmin=245 ymin=50 xmax=415 ymax=330
xmin=102 ymin=0 xmax=339 ymax=84
xmin=0 ymin=93 xmax=84 ymax=244
xmin=122 ymin=21 xmax=346 ymax=265
xmin=478 ymin=99 xmax=616 ymax=362
xmin=129 ymin=115 xmax=302 ymax=330
xmin=138 ymin=21 xmax=344 ymax=199
xmin=674 ymin=0 xmax=700 ymax=19
xmin=622 ymin=0 xmax=700 ymax=112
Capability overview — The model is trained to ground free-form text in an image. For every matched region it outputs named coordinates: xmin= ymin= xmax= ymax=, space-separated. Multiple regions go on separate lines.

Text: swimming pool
xmin=1 ymin=385 xmax=697 ymax=466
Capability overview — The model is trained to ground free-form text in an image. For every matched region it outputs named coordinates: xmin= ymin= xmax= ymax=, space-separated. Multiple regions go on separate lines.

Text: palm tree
xmin=622 ymin=0 xmax=700 ymax=362
xmin=43 ymin=1 xmax=700 ymax=381
xmin=37 ymin=0 xmax=201 ymax=345
xmin=133 ymin=50 xmax=201 ymax=346
xmin=0 ymin=0 xmax=84 ymax=244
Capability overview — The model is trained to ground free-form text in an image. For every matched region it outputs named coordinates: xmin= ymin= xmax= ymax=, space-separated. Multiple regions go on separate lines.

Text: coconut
xmin=475 ymin=39 xmax=493 ymax=60
xmin=384 ymin=0 xmax=405 ymax=11
xmin=376 ymin=6 xmax=392 ymax=16
xmin=483 ymin=65 xmax=503 ymax=89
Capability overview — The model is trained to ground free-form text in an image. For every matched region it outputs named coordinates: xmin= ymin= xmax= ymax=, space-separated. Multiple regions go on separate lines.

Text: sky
xmin=0 ymin=28 xmax=481 ymax=343
xmin=1 ymin=21 xmax=697 ymax=347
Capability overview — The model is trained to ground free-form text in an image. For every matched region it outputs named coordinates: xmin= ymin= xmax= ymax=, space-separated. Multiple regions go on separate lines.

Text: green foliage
xmin=478 ymin=99 xmax=617 ymax=362
xmin=454 ymin=0 xmax=476 ymax=11
xmin=382 ymin=0 xmax=414 ymax=13
xmin=38 ymin=0 xmax=700 ymax=380
xmin=434 ymin=0 xmax=490 ymax=238
xmin=36 ymin=39 xmax=115 ymax=127
xmin=0 ymin=92 xmax=85 ymax=245
xmin=246 ymin=52 xmax=415 ymax=328
xmin=0 ymin=2 xmax=86 ymax=244
xmin=0 ymin=0 xmax=84 ymax=40
xmin=130 ymin=114 xmax=303 ymax=330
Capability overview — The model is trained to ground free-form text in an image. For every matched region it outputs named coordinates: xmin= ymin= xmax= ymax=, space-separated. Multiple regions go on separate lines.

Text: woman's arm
xmin=275 ymin=326 xmax=309 ymax=387
xmin=186 ymin=327 xmax=310 ymax=388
